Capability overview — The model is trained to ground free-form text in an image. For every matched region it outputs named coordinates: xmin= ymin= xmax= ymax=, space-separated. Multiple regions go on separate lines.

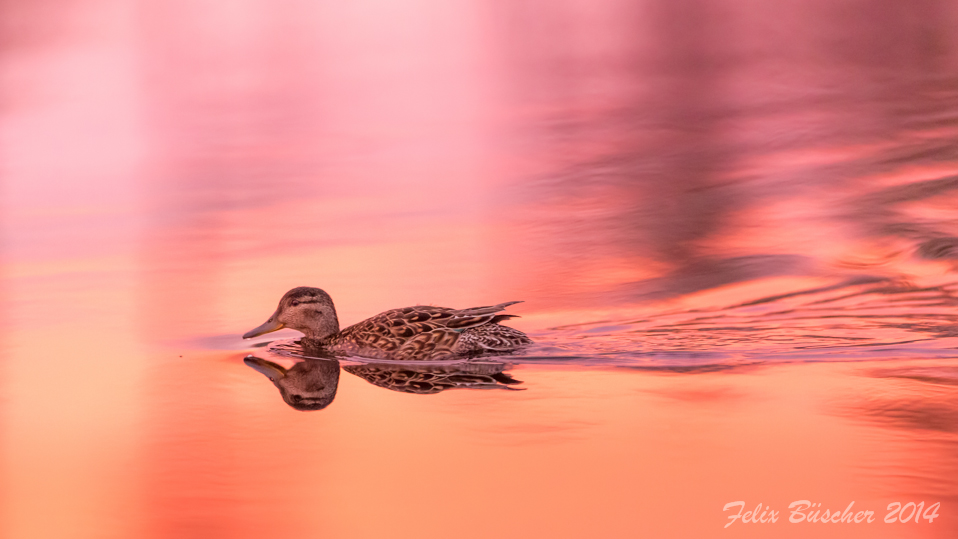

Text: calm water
xmin=3 ymin=1 xmax=958 ymax=537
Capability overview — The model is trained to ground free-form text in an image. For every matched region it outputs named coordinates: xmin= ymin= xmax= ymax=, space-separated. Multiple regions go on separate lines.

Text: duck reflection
xmin=343 ymin=361 xmax=523 ymax=394
xmin=244 ymin=356 xmax=340 ymax=411
xmin=245 ymin=355 xmax=523 ymax=410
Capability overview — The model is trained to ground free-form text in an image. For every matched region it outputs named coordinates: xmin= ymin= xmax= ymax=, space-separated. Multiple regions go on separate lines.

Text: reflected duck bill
xmin=243 ymin=355 xmax=287 ymax=381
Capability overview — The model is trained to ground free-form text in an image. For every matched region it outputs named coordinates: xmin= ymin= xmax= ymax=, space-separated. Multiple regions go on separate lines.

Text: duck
xmin=242 ymin=287 xmax=533 ymax=361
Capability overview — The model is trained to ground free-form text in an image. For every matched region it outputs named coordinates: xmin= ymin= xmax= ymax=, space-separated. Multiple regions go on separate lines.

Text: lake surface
xmin=2 ymin=1 xmax=958 ymax=537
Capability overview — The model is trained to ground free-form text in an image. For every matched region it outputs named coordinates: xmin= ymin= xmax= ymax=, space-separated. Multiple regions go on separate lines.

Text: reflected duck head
xmin=243 ymin=287 xmax=340 ymax=340
xmin=244 ymin=356 xmax=340 ymax=411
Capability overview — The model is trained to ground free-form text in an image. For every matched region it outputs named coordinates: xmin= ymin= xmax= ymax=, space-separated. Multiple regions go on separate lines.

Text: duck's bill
xmin=243 ymin=316 xmax=284 ymax=339
xmin=243 ymin=355 xmax=287 ymax=381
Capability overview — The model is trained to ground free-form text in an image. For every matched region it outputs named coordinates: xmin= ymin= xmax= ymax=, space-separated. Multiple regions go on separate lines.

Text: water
xmin=2 ymin=1 xmax=958 ymax=537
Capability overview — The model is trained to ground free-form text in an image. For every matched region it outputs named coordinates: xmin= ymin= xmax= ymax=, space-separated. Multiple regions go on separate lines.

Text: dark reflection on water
xmin=847 ymin=365 xmax=958 ymax=433
xmin=855 ymin=396 xmax=958 ymax=434
xmin=343 ymin=362 xmax=523 ymax=394
xmin=244 ymin=356 xmax=340 ymax=411
xmin=245 ymin=355 xmax=522 ymax=410
xmin=831 ymin=363 xmax=958 ymax=509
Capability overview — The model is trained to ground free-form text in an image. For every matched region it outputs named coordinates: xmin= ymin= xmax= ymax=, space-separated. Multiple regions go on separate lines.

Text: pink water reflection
xmin=3 ymin=0 xmax=958 ymax=537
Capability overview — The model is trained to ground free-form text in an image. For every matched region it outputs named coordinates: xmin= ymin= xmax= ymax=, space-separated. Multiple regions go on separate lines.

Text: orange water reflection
xmin=127 ymin=356 xmax=958 ymax=538
xmin=3 ymin=0 xmax=958 ymax=537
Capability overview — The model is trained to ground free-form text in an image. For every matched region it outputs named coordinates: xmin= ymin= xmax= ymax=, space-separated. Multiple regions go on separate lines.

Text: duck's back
xmin=319 ymin=302 xmax=530 ymax=360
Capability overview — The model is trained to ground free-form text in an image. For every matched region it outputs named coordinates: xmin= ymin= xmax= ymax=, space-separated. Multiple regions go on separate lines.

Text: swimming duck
xmin=243 ymin=287 xmax=533 ymax=361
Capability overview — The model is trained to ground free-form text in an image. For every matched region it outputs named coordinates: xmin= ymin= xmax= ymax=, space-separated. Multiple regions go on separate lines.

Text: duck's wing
xmin=456 ymin=323 xmax=533 ymax=353
xmin=328 ymin=302 xmax=523 ymax=360
xmin=443 ymin=301 xmax=523 ymax=329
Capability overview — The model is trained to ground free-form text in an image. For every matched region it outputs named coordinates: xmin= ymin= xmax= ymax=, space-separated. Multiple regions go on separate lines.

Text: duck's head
xmin=243 ymin=286 xmax=340 ymax=340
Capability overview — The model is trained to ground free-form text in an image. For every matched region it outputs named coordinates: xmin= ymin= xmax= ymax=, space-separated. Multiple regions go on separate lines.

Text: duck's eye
xmin=291 ymin=300 xmax=300 ymax=307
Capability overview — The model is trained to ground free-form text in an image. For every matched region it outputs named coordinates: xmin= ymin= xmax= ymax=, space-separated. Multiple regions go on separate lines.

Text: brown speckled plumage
xmin=244 ymin=356 xmax=522 ymax=410
xmin=244 ymin=356 xmax=340 ymax=411
xmin=244 ymin=287 xmax=532 ymax=361
xmin=344 ymin=362 xmax=523 ymax=393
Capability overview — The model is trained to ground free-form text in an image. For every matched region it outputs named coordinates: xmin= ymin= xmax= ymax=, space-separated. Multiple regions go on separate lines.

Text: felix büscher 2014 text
xmin=723 ymin=501 xmax=940 ymax=528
